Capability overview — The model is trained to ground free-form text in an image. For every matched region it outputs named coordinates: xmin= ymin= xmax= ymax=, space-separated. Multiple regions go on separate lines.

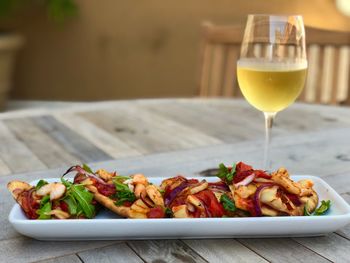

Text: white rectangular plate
xmin=9 ymin=176 xmax=350 ymax=240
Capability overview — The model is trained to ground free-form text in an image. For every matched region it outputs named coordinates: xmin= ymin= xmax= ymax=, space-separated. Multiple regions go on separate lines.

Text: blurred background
xmin=1 ymin=0 xmax=350 ymax=108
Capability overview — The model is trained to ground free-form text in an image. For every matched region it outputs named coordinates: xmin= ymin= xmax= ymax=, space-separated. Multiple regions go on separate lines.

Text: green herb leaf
xmin=37 ymin=201 xmax=52 ymax=219
xmin=113 ymin=181 xmax=136 ymax=206
xmin=63 ymin=195 xmax=78 ymax=215
xmin=35 ymin=180 xmax=48 ymax=191
xmin=40 ymin=195 xmax=50 ymax=208
xmin=70 ymin=184 xmax=95 ymax=219
xmin=216 ymin=163 xmax=236 ymax=184
xmin=220 ymin=194 xmax=236 ymax=212
xmin=82 ymin=163 xmax=94 ymax=174
xmin=314 ymin=200 xmax=331 ymax=216
xmin=61 ymin=177 xmax=72 ymax=188
xmin=304 ymin=200 xmax=331 ymax=216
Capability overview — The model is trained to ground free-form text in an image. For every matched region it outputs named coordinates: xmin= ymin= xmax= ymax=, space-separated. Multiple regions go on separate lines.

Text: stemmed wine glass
xmin=237 ymin=15 xmax=308 ymax=170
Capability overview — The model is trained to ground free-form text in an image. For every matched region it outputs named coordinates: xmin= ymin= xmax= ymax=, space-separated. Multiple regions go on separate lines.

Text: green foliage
xmin=0 ymin=0 xmax=78 ymax=23
xmin=216 ymin=163 xmax=236 ymax=184
xmin=113 ymin=177 xmax=137 ymax=206
xmin=220 ymin=194 xmax=236 ymax=212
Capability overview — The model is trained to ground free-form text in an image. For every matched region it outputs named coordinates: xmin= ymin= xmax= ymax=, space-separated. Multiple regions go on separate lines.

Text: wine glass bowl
xmin=237 ymin=15 xmax=308 ymax=169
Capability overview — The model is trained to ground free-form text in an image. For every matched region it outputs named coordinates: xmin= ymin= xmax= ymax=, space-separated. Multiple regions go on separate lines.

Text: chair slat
xmin=209 ymin=44 xmax=225 ymax=96
xmin=331 ymin=48 xmax=340 ymax=105
xmin=199 ymin=43 xmax=213 ymax=97
xmin=337 ymin=46 xmax=350 ymax=103
xmin=304 ymin=45 xmax=320 ymax=103
xmin=320 ymin=46 xmax=335 ymax=104
xmin=222 ymin=45 xmax=239 ymax=97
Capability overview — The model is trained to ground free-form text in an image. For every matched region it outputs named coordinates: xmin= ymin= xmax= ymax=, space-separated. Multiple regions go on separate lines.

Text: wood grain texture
xmin=0 ymin=237 xmax=116 ymax=263
xmin=0 ymin=121 xmax=46 ymax=173
xmin=32 ymin=115 xmax=113 ymax=163
xmin=35 ymin=254 xmax=82 ymax=263
xmin=337 ymin=194 xmax=350 ymax=239
xmin=294 ymin=234 xmax=350 ymax=263
xmin=238 ymin=238 xmax=330 ymax=263
xmin=183 ymin=239 xmax=268 ymax=263
xmin=128 ymin=240 xmax=207 ymax=263
xmin=78 ymin=243 xmax=143 ymax=263
xmin=4 ymin=118 xmax=80 ymax=168
xmin=54 ymin=113 xmax=142 ymax=159
xmin=80 ymin=104 xmax=221 ymax=154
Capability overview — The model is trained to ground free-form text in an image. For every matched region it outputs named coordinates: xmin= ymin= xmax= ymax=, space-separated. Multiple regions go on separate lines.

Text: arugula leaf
xmin=216 ymin=163 xmax=236 ymax=184
xmin=63 ymin=195 xmax=78 ymax=215
xmin=304 ymin=200 xmax=331 ymax=216
xmin=61 ymin=177 xmax=71 ymax=187
xmin=70 ymin=184 xmax=95 ymax=219
xmin=82 ymin=163 xmax=94 ymax=174
xmin=35 ymin=180 xmax=48 ymax=190
xmin=113 ymin=181 xmax=136 ymax=206
xmin=220 ymin=194 xmax=236 ymax=212
xmin=314 ymin=200 xmax=331 ymax=215
xmin=60 ymin=176 xmax=96 ymax=218
xmin=40 ymin=195 xmax=50 ymax=208
xmin=37 ymin=201 xmax=52 ymax=219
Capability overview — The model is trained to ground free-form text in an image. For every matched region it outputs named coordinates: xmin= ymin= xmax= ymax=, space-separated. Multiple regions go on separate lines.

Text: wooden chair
xmin=198 ymin=22 xmax=350 ymax=105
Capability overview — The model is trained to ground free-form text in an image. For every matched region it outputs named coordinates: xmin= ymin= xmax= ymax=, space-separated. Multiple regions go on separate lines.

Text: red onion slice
xmin=63 ymin=165 xmax=107 ymax=185
xmin=141 ymin=193 xmax=155 ymax=208
xmin=253 ymin=184 xmax=275 ymax=217
xmin=208 ymin=182 xmax=230 ymax=192
xmin=234 ymin=173 xmax=255 ymax=187
xmin=164 ymin=181 xmax=188 ymax=206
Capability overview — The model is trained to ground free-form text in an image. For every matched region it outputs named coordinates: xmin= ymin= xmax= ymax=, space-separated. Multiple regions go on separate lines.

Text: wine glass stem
xmin=263 ymin=112 xmax=277 ymax=171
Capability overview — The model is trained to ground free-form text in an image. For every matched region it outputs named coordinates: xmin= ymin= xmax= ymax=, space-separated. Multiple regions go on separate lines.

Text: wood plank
xmin=337 ymin=46 xmax=350 ymax=103
xmin=143 ymin=102 xmax=261 ymax=142
xmin=0 ymin=158 xmax=11 ymax=176
xmin=80 ymin=104 xmax=221 ymax=154
xmin=4 ymin=118 xmax=81 ymax=168
xmin=78 ymin=243 xmax=142 ymax=263
xmin=183 ymin=239 xmax=267 ymax=263
xmin=54 ymin=113 xmax=142 ymax=159
xmin=199 ymin=42 xmax=213 ymax=97
xmin=0 ymin=237 xmax=117 ymax=263
xmin=337 ymin=194 xmax=350 ymax=239
xmin=32 ymin=115 xmax=113 ymax=163
xmin=320 ymin=46 xmax=335 ymax=104
xmin=128 ymin=240 xmax=207 ymax=263
xmin=222 ymin=46 xmax=238 ymax=97
xmin=238 ymin=238 xmax=330 ymax=263
xmin=294 ymin=233 xmax=350 ymax=263
xmin=322 ymin=173 xmax=350 ymax=195
xmin=35 ymin=254 xmax=82 ymax=263
xmin=209 ymin=44 xmax=225 ymax=96
xmin=0 ymin=121 xmax=46 ymax=174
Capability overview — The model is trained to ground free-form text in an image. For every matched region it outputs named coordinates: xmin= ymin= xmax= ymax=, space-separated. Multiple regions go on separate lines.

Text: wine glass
xmin=237 ymin=15 xmax=307 ymax=170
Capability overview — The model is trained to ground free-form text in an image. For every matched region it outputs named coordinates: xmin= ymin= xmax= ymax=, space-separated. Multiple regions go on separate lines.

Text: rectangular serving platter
xmin=8 ymin=175 xmax=350 ymax=240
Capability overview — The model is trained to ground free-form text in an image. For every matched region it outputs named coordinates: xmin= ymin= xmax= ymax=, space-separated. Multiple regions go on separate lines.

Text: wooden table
xmin=1 ymin=98 xmax=350 ymax=263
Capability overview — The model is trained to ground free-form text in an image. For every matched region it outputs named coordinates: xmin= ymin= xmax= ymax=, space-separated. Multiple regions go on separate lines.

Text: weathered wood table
xmin=1 ymin=98 xmax=350 ymax=263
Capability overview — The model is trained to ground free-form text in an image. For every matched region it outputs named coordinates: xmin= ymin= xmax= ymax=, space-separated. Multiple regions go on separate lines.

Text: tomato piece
xmin=254 ymin=170 xmax=271 ymax=179
xmin=236 ymin=162 xmax=253 ymax=172
xmin=147 ymin=207 xmax=165 ymax=218
xmin=60 ymin=201 xmax=69 ymax=212
xmin=194 ymin=190 xmax=224 ymax=217
xmin=233 ymin=170 xmax=254 ymax=184
xmin=95 ymin=182 xmax=116 ymax=197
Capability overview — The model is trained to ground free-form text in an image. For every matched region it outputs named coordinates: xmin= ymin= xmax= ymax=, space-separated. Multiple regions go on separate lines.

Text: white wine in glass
xmin=237 ymin=15 xmax=308 ymax=170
